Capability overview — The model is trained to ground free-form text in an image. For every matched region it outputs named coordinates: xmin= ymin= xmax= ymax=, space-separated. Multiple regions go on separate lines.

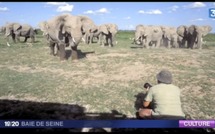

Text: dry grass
xmin=0 ymin=32 xmax=214 ymax=120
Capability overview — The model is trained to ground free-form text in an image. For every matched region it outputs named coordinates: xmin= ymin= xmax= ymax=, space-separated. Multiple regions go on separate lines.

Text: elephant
xmin=89 ymin=27 xmax=100 ymax=43
xmin=38 ymin=21 xmax=61 ymax=56
xmin=160 ymin=26 xmax=179 ymax=48
xmin=39 ymin=14 xmax=83 ymax=61
xmin=39 ymin=15 xmax=98 ymax=59
xmin=98 ymin=23 xmax=118 ymax=47
xmin=78 ymin=16 xmax=98 ymax=45
xmin=0 ymin=26 xmax=11 ymax=46
xmin=134 ymin=24 xmax=146 ymax=45
xmin=187 ymin=25 xmax=212 ymax=49
xmin=135 ymin=25 xmax=163 ymax=48
xmin=145 ymin=25 xmax=163 ymax=48
xmin=176 ymin=25 xmax=188 ymax=48
xmin=4 ymin=23 xmax=36 ymax=45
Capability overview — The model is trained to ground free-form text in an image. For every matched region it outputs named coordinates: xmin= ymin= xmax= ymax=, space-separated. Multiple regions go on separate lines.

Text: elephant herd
xmin=134 ymin=24 xmax=212 ymax=49
xmin=0 ymin=14 xmax=118 ymax=61
xmin=0 ymin=13 xmax=213 ymax=61
xmin=37 ymin=14 xmax=118 ymax=60
xmin=0 ymin=23 xmax=36 ymax=46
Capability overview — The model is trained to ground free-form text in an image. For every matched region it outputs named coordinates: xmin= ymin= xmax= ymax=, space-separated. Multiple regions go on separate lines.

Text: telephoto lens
xmin=144 ymin=83 xmax=152 ymax=89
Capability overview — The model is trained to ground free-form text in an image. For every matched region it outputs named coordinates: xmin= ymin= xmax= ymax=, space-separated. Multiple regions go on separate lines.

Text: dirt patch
xmin=111 ymin=64 xmax=150 ymax=81
xmin=98 ymin=53 xmax=134 ymax=58
xmin=181 ymin=85 xmax=205 ymax=98
xmin=0 ymin=94 xmax=41 ymax=102
xmin=0 ymin=65 xmax=86 ymax=79
xmin=86 ymin=54 xmax=99 ymax=61
xmin=177 ymin=59 xmax=202 ymax=67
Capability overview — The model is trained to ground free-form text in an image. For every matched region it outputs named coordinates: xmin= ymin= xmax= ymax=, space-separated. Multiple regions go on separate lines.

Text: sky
xmin=0 ymin=2 xmax=215 ymax=32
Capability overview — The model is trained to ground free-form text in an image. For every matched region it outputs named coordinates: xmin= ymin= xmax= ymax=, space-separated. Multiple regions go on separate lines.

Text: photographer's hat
xmin=156 ymin=69 xmax=172 ymax=84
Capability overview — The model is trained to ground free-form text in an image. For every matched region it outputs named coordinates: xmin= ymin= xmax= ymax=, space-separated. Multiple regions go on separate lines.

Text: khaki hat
xmin=156 ymin=69 xmax=172 ymax=84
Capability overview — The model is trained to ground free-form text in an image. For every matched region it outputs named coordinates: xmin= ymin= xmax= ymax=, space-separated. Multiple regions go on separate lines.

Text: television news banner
xmin=0 ymin=8 xmax=215 ymax=130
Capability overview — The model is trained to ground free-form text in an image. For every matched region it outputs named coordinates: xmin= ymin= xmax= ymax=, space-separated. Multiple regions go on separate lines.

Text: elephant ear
xmin=188 ymin=25 xmax=196 ymax=35
xmin=38 ymin=22 xmax=46 ymax=31
xmin=44 ymin=22 xmax=50 ymax=30
xmin=153 ymin=27 xmax=160 ymax=33
xmin=160 ymin=26 xmax=166 ymax=32
xmin=13 ymin=23 xmax=22 ymax=32
xmin=136 ymin=24 xmax=143 ymax=30
xmin=89 ymin=25 xmax=98 ymax=33
xmin=201 ymin=25 xmax=212 ymax=36
xmin=163 ymin=32 xmax=168 ymax=38
xmin=40 ymin=21 xmax=50 ymax=35
xmin=109 ymin=24 xmax=118 ymax=34
xmin=177 ymin=25 xmax=186 ymax=37
xmin=99 ymin=24 xmax=109 ymax=34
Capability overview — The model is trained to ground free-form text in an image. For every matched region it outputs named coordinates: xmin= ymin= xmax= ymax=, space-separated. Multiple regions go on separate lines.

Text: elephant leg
xmin=56 ymin=44 xmax=60 ymax=57
xmin=31 ymin=36 xmax=35 ymax=43
xmin=101 ymin=35 xmax=106 ymax=47
xmin=177 ymin=37 xmax=182 ymax=48
xmin=109 ymin=36 xmax=113 ymax=47
xmin=155 ymin=39 xmax=161 ymax=48
xmin=145 ymin=39 xmax=150 ymax=49
xmin=49 ymin=42 xmax=55 ymax=56
xmin=96 ymin=36 xmax=99 ymax=43
xmin=71 ymin=45 xmax=78 ymax=60
xmin=113 ymin=34 xmax=117 ymax=46
xmin=173 ymin=41 xmax=179 ymax=48
xmin=151 ymin=42 xmax=155 ymax=48
xmin=167 ymin=40 xmax=171 ymax=48
xmin=187 ymin=39 xmax=191 ymax=49
xmin=105 ymin=36 xmax=109 ymax=46
xmin=24 ymin=37 xmax=28 ymax=43
xmin=199 ymin=38 xmax=203 ymax=49
xmin=189 ymin=41 xmax=194 ymax=49
xmin=97 ymin=34 xmax=101 ymax=44
xmin=190 ymin=36 xmax=197 ymax=49
xmin=85 ymin=34 xmax=89 ymax=44
xmin=181 ymin=38 xmax=186 ymax=48
xmin=160 ymin=38 xmax=163 ymax=47
xmin=196 ymin=36 xmax=202 ymax=49
xmin=11 ymin=33 xmax=16 ymax=43
xmin=53 ymin=44 xmax=60 ymax=57
xmin=89 ymin=34 xmax=93 ymax=44
xmin=142 ymin=38 xmax=146 ymax=46
xmin=16 ymin=35 xmax=21 ymax=43
xmin=59 ymin=44 xmax=66 ymax=60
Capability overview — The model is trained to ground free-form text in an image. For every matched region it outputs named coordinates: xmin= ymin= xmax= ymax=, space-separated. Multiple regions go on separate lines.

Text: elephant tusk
xmin=72 ymin=37 xmax=76 ymax=43
xmin=6 ymin=42 xmax=10 ymax=47
xmin=82 ymin=37 xmax=85 ymax=42
xmin=136 ymin=37 xmax=140 ymax=41
xmin=43 ymin=32 xmax=48 ymax=36
xmin=5 ymin=33 xmax=10 ymax=37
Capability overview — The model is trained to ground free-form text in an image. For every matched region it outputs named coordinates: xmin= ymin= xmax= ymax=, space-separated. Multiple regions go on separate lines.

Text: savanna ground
xmin=0 ymin=31 xmax=215 ymax=122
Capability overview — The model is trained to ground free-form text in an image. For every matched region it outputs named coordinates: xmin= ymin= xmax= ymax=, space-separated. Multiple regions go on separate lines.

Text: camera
xmin=143 ymin=83 xmax=152 ymax=89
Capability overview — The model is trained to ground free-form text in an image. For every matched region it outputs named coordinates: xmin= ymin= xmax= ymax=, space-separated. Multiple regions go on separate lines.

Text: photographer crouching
xmin=138 ymin=69 xmax=185 ymax=119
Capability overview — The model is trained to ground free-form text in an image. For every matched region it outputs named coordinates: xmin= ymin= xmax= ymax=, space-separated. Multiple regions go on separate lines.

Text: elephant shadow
xmin=130 ymin=46 xmax=144 ymax=49
xmin=32 ymin=40 xmax=40 ymax=43
xmin=65 ymin=50 xmax=95 ymax=60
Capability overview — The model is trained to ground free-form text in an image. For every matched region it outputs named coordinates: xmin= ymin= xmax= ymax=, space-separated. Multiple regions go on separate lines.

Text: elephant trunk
xmin=69 ymin=35 xmax=82 ymax=47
